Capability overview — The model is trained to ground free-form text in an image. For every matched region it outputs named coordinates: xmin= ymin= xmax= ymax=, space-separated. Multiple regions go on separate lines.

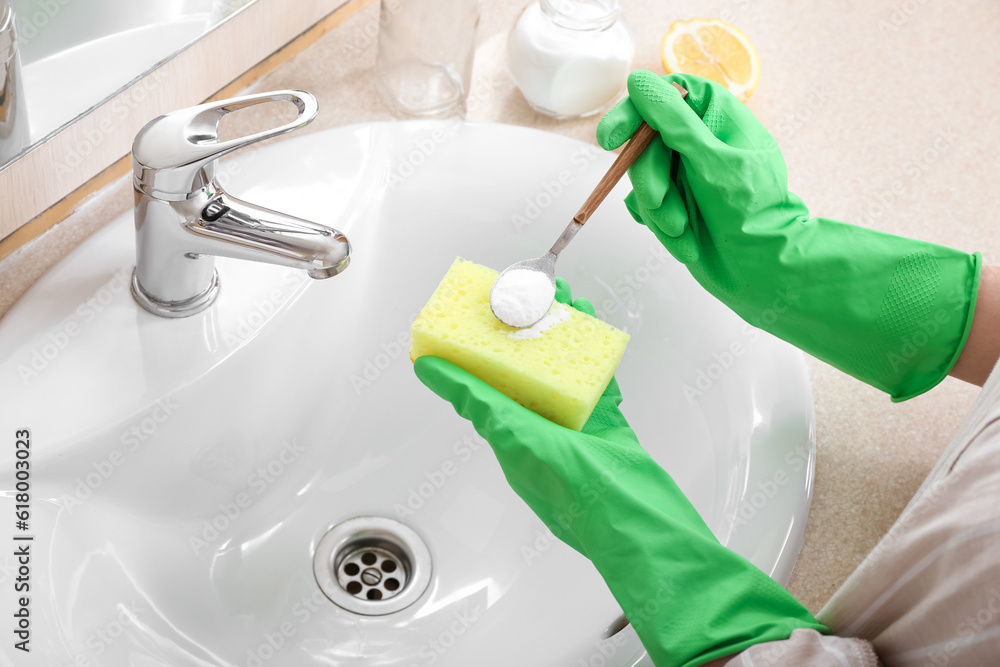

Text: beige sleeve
xmin=706 ymin=628 xmax=880 ymax=666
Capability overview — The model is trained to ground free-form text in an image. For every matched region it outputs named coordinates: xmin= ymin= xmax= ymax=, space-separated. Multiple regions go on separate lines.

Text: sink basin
xmin=0 ymin=121 xmax=816 ymax=666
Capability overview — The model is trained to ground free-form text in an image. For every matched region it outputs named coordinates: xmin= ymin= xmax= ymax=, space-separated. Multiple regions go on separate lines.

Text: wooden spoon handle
xmin=572 ymin=82 xmax=688 ymax=226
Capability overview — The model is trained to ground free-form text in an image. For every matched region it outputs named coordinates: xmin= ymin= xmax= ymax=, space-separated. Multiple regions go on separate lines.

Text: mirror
xmin=0 ymin=0 xmax=256 ymax=168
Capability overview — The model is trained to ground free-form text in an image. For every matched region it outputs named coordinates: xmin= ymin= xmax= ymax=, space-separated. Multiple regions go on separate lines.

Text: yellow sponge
xmin=410 ymin=257 xmax=630 ymax=431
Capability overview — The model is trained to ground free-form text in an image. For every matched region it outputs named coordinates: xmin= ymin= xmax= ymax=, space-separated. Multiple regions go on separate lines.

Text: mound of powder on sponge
xmin=490 ymin=268 xmax=555 ymax=328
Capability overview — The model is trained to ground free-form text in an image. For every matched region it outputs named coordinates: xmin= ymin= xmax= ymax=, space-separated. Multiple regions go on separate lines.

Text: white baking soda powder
xmin=506 ymin=301 xmax=570 ymax=340
xmin=491 ymin=269 xmax=556 ymax=328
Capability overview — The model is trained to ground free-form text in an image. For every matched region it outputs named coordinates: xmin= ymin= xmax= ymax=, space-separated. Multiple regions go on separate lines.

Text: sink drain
xmin=313 ymin=516 xmax=431 ymax=615
xmin=338 ymin=544 xmax=403 ymax=601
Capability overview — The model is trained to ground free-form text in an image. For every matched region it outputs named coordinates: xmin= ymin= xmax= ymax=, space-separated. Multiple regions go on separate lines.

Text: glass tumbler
xmin=375 ymin=0 xmax=481 ymax=116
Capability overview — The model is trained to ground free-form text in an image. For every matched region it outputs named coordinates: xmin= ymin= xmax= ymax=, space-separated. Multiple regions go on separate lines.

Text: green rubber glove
xmin=597 ymin=70 xmax=981 ymax=401
xmin=413 ymin=279 xmax=827 ymax=667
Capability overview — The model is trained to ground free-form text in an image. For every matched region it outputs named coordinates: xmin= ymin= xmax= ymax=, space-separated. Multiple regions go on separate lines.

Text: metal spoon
xmin=490 ymin=83 xmax=688 ymax=328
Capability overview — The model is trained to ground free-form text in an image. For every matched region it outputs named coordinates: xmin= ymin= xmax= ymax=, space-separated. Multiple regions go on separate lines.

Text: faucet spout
xmin=198 ymin=193 xmax=351 ymax=279
xmin=131 ymin=184 xmax=351 ymax=318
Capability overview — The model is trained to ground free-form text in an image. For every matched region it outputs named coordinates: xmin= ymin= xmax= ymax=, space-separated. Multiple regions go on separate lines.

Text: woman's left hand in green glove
xmin=412 ymin=278 xmax=826 ymax=667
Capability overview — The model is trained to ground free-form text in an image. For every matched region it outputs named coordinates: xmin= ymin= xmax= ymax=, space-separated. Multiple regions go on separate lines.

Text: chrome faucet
xmin=130 ymin=90 xmax=351 ymax=318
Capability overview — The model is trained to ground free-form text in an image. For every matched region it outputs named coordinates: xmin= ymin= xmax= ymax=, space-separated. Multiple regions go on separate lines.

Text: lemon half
xmin=661 ymin=18 xmax=761 ymax=102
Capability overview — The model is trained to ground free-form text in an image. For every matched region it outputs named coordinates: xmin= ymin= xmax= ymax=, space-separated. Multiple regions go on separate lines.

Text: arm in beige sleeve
xmin=951 ymin=265 xmax=1000 ymax=386
xmin=700 ymin=629 xmax=881 ymax=667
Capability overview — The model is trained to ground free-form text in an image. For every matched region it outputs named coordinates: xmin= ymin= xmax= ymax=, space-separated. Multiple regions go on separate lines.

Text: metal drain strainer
xmin=338 ymin=544 xmax=403 ymax=601
xmin=313 ymin=516 xmax=431 ymax=615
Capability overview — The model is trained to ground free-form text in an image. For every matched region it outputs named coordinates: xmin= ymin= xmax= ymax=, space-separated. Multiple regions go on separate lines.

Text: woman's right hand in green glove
xmin=597 ymin=70 xmax=980 ymax=401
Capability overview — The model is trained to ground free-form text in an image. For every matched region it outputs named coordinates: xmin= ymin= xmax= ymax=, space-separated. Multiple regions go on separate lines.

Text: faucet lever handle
xmin=132 ymin=90 xmax=319 ymax=197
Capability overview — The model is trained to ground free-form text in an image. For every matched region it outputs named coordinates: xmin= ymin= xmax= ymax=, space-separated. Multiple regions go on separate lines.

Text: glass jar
xmin=375 ymin=0 xmax=481 ymax=116
xmin=507 ymin=0 xmax=634 ymax=119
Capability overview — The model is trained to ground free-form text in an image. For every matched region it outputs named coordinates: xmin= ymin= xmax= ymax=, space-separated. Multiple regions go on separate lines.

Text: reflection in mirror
xmin=0 ymin=0 xmax=29 ymax=163
xmin=0 ymin=0 xmax=255 ymax=167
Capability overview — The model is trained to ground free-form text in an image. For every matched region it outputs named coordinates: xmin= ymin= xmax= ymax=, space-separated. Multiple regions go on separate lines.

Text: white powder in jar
xmin=507 ymin=2 xmax=635 ymax=118
xmin=491 ymin=268 xmax=556 ymax=328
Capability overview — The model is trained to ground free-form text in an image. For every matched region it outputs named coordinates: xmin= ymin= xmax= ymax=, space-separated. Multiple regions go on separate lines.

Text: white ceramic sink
xmin=0 ymin=121 xmax=816 ymax=666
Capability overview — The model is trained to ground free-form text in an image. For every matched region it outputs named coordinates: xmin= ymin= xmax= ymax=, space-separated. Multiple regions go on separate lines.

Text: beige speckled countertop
xmin=3 ymin=0 xmax=999 ymax=615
